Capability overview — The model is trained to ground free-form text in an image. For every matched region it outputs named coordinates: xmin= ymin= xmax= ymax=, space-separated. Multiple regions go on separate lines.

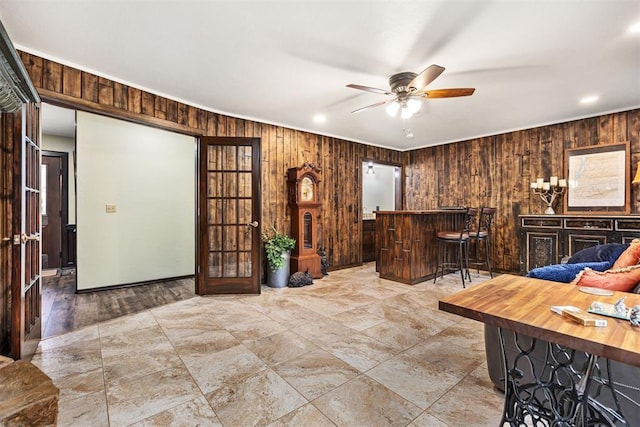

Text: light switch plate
xmin=105 ymin=204 xmax=117 ymax=213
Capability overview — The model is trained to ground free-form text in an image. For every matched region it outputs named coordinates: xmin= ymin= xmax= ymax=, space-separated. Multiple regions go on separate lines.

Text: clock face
xmin=301 ymin=176 xmax=314 ymax=201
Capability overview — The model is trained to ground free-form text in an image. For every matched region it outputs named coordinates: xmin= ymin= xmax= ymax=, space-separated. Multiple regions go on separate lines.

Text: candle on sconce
xmin=536 ymin=178 xmax=544 ymax=187
xmin=559 ymin=179 xmax=567 ymax=187
xmin=542 ymin=182 xmax=550 ymax=190
xmin=530 ymin=182 xmax=538 ymax=189
xmin=550 ymin=176 xmax=558 ymax=186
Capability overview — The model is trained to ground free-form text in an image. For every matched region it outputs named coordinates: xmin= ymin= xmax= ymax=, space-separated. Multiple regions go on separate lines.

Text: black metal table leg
xmin=497 ymin=328 xmax=629 ymax=426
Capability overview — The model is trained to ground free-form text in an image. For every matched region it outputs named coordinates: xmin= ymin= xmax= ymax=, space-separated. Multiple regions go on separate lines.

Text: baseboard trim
xmin=75 ymin=275 xmax=194 ymax=294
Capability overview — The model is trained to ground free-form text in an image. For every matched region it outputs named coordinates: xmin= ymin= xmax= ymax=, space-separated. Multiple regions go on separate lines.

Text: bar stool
xmin=434 ymin=207 xmax=478 ymax=287
xmin=469 ymin=207 xmax=496 ymax=278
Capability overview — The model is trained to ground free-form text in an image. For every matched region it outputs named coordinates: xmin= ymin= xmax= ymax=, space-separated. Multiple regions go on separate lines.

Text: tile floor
xmin=32 ymin=264 xmax=505 ymax=426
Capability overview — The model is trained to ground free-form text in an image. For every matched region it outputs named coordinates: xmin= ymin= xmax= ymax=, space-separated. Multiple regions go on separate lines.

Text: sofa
xmin=484 ymin=242 xmax=640 ymax=425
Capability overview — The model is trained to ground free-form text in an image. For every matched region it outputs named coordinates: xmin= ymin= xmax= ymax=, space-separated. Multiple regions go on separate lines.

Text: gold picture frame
xmin=565 ymin=142 xmax=630 ymax=214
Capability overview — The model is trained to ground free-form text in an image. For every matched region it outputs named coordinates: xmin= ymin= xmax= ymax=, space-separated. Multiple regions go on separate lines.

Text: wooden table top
xmin=439 ymin=274 xmax=640 ymax=367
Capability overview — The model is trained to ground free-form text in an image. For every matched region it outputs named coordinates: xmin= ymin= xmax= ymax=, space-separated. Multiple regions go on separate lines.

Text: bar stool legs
xmin=434 ymin=207 xmax=477 ymax=287
xmin=469 ymin=207 xmax=496 ymax=278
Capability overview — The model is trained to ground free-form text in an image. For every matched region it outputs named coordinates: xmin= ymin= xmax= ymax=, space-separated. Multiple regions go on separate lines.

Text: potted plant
xmin=262 ymin=224 xmax=296 ymax=288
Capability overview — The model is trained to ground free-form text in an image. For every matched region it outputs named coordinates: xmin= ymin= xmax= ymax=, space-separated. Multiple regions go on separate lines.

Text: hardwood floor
xmin=41 ymin=268 xmax=195 ymax=338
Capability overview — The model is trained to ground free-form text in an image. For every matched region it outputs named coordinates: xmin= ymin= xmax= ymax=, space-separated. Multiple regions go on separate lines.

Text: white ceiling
xmin=2 ymin=1 xmax=639 ymax=151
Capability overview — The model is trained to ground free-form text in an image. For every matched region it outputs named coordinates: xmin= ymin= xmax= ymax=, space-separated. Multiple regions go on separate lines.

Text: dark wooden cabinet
xmin=519 ymin=215 xmax=640 ymax=274
xmin=362 ymin=219 xmax=376 ymax=262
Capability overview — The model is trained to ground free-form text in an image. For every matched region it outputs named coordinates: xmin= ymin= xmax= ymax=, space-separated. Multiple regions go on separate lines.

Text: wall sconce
xmin=633 ymin=162 xmax=640 ymax=184
xmin=530 ymin=176 xmax=566 ymax=214
xmin=366 ymin=162 xmax=375 ymax=175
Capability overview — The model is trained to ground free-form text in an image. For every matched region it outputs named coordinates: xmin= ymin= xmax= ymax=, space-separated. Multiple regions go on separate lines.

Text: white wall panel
xmin=76 ymin=111 xmax=195 ymax=290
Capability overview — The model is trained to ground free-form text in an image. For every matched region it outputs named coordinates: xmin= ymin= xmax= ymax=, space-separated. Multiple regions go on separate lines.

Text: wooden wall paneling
xmin=113 ymin=82 xmax=127 ymax=110
xmin=218 ymin=114 xmax=228 ymax=136
xmin=154 ymin=96 xmax=167 ymax=120
xmin=187 ymin=106 xmax=198 ymax=129
xmin=81 ymin=72 xmax=98 ymax=103
xmin=62 ymin=66 xmax=81 ymax=98
xmin=284 ymin=128 xmax=294 ymax=166
xmin=20 ymin=53 xmax=43 ymax=89
xmin=205 ymin=112 xmax=215 ymax=135
xmin=321 ymin=135 xmax=334 ymax=260
xmin=98 ymin=77 xmax=113 ymax=105
xmin=141 ymin=91 xmax=154 ymax=116
xmin=22 ymin=53 xmax=640 ymax=274
xmin=226 ymin=115 xmax=236 ymax=137
xmin=235 ymin=118 xmax=245 ymax=139
xmin=630 ymin=114 xmax=640 ymax=213
xmin=598 ymin=114 xmax=614 ymax=144
xmin=127 ymin=87 xmax=142 ymax=114
xmin=505 ymin=132 xmax=521 ymax=271
xmin=339 ymin=139 xmax=351 ymax=265
xmin=350 ymin=140 xmax=361 ymax=264
xmin=628 ymin=113 xmax=639 ymax=150
xmin=334 ymin=139 xmax=345 ymax=265
xmin=267 ymin=124 xmax=279 ymax=231
xmin=43 ymin=60 xmax=62 ymax=92
xmin=275 ymin=126 xmax=285 ymax=233
xmin=166 ymin=99 xmax=178 ymax=123
xmin=176 ymin=103 xmax=188 ymax=127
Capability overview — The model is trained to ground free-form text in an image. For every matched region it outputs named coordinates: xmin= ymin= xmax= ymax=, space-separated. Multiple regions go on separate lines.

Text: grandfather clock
xmin=287 ymin=163 xmax=323 ymax=279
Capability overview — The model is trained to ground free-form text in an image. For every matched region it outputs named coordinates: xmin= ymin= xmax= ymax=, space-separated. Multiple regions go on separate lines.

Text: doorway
xmin=361 ymin=161 xmax=403 ymax=263
xmin=41 ymin=151 xmax=69 ymax=270
xmin=41 ymin=103 xmax=77 ymax=272
xmin=362 ymin=161 xmax=402 ymax=214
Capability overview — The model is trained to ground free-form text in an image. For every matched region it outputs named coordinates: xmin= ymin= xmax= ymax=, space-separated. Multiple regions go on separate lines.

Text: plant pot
xmin=267 ymin=251 xmax=290 ymax=288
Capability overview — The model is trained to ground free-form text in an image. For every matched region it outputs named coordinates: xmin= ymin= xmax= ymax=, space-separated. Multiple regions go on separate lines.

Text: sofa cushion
xmin=567 ymin=243 xmax=628 ymax=265
xmin=526 ymin=261 xmax=611 ymax=283
xmin=612 ymin=239 xmax=640 ymax=269
xmin=570 ymin=264 xmax=640 ymax=292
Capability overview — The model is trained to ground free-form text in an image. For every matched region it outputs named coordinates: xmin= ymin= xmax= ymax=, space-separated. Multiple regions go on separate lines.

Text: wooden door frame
xmin=41 ymin=150 xmax=69 ymax=270
xmin=196 ymin=136 xmax=262 ymax=295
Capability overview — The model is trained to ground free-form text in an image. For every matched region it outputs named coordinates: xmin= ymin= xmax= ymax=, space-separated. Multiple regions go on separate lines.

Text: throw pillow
xmin=527 ymin=261 xmax=611 ymax=283
xmin=570 ymin=264 xmax=640 ymax=292
xmin=567 ymin=243 xmax=628 ymax=265
xmin=612 ymin=239 xmax=640 ymax=269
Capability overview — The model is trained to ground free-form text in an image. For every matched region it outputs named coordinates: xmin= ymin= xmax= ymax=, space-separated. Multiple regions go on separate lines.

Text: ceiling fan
xmin=346 ymin=65 xmax=475 ymax=119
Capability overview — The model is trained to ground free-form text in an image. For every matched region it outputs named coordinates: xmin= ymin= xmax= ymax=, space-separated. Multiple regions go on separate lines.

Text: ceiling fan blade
xmin=420 ymin=88 xmax=476 ymax=98
xmin=351 ymin=99 xmax=392 ymax=114
xmin=346 ymin=84 xmax=392 ymax=95
xmin=408 ymin=64 xmax=445 ymax=92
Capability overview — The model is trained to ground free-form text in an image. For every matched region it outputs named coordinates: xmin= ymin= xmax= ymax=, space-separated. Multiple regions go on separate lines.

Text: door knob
xmin=246 ymin=221 xmax=259 ymax=228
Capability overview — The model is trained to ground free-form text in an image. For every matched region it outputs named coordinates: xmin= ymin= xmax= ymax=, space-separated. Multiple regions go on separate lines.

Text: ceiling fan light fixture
xmin=400 ymin=106 xmax=414 ymax=120
xmin=385 ymin=101 xmax=400 ymax=117
xmin=406 ymin=98 xmax=422 ymax=114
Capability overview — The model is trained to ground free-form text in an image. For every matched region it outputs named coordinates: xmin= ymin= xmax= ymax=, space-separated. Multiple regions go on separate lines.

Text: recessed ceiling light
xmin=580 ymin=95 xmax=599 ymax=105
xmin=628 ymin=21 xmax=640 ymax=33
xmin=313 ymin=114 xmax=326 ymax=124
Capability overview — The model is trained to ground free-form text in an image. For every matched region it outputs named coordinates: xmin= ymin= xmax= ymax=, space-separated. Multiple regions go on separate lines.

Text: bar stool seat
xmin=469 ymin=207 xmax=496 ymax=278
xmin=434 ymin=207 xmax=477 ymax=287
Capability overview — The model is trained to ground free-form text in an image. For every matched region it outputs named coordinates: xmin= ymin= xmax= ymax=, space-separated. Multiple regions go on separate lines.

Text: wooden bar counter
xmin=375 ymin=209 xmax=466 ymax=284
